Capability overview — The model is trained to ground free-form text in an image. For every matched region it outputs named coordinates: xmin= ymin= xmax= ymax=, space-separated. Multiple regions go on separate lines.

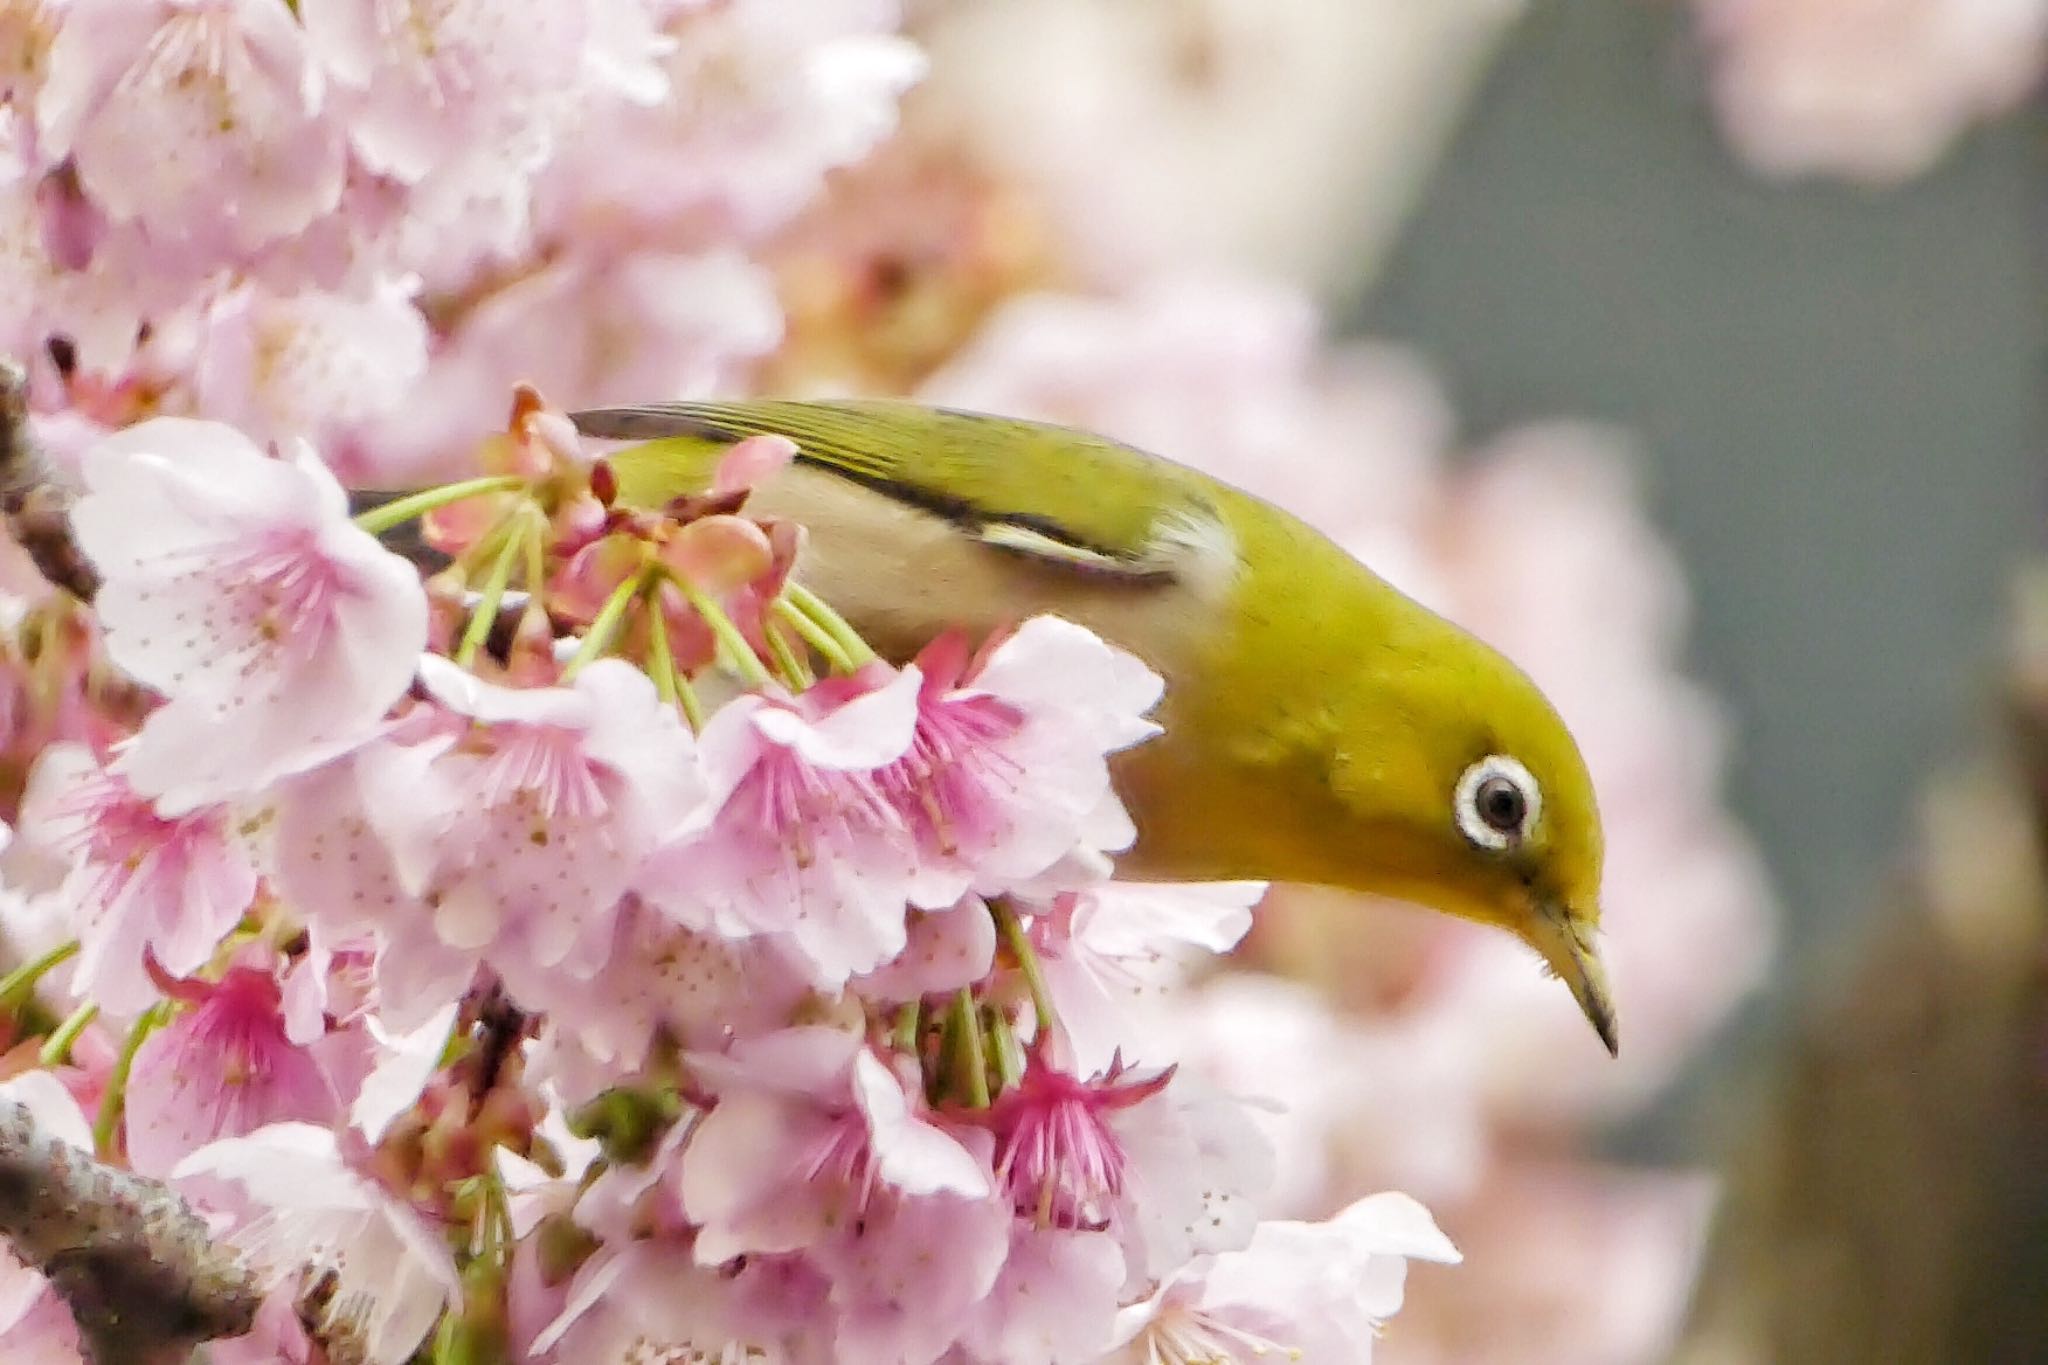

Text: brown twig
xmin=1674 ymin=567 xmax=2048 ymax=1364
xmin=0 ymin=1094 xmax=259 ymax=1364
xmin=0 ymin=359 xmax=100 ymax=603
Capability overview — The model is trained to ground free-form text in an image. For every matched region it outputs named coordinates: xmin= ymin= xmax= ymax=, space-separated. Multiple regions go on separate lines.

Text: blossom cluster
xmin=0 ymin=402 xmax=1457 ymax=1362
xmin=3 ymin=0 xmax=923 ymax=480
xmin=0 ymin=0 xmax=1785 ymax=1360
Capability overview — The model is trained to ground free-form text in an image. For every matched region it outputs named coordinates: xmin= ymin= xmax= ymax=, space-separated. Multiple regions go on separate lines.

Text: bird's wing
xmin=573 ymin=399 xmax=1233 ymax=584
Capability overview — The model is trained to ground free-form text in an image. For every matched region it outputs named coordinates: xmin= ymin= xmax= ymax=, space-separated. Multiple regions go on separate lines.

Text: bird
xmin=568 ymin=398 xmax=1618 ymax=1057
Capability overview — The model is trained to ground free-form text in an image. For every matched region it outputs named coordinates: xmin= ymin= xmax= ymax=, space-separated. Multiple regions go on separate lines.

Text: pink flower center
xmin=989 ymin=1061 xmax=1173 ymax=1230
xmin=878 ymin=693 xmax=1024 ymax=856
xmin=49 ymin=771 xmax=223 ymax=915
xmin=53 ymin=770 xmax=185 ymax=864
xmin=736 ymin=753 xmax=897 ymax=870
xmin=186 ymin=970 xmax=297 ymax=1091
xmin=155 ymin=526 xmax=347 ymax=674
xmin=471 ymin=724 xmax=610 ymax=824
xmin=799 ymin=1110 xmax=881 ymax=1223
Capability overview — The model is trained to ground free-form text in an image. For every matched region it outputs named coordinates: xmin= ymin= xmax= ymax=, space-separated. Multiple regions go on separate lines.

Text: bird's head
xmin=1316 ymin=622 xmax=1615 ymax=1055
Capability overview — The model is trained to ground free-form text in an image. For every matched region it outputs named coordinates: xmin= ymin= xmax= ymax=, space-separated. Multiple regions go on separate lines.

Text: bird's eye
xmin=1454 ymin=754 xmax=1541 ymax=852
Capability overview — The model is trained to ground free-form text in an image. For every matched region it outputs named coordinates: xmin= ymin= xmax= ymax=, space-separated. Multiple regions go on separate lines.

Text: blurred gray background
xmin=1352 ymin=0 xmax=2048 ymax=1149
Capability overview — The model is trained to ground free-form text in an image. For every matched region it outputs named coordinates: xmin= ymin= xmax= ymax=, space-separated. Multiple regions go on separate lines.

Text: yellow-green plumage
xmin=577 ymin=398 xmax=1617 ymax=1055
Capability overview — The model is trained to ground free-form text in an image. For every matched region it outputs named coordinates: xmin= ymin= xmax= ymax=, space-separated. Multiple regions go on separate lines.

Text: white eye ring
xmin=1454 ymin=754 xmax=1541 ymax=851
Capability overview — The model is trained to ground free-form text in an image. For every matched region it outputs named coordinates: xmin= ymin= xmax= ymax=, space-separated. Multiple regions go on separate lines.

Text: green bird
xmin=569 ymin=398 xmax=1617 ymax=1055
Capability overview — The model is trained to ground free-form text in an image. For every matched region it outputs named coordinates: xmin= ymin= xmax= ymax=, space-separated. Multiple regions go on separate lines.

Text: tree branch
xmin=0 ymin=359 xmax=100 ymax=604
xmin=1674 ymin=568 xmax=2048 ymax=1363
xmin=0 ymin=1094 xmax=259 ymax=1364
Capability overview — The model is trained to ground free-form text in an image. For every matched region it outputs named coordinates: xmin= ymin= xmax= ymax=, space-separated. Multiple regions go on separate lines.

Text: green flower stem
xmin=524 ymin=522 xmax=549 ymax=607
xmin=95 ymin=1004 xmax=169 ymax=1157
xmin=990 ymin=1010 xmax=1024 ymax=1090
xmin=37 ymin=1001 xmax=97 ymax=1068
xmin=892 ymin=1001 xmax=921 ymax=1055
xmin=668 ymin=572 xmax=773 ymax=691
xmin=951 ymin=989 xmax=990 ymax=1110
xmin=992 ymin=900 xmax=1058 ymax=1041
xmin=350 ymin=475 xmax=527 ymax=537
xmin=643 ymin=585 xmax=706 ymax=730
xmin=764 ymin=617 xmax=814 ymax=691
xmin=561 ymin=569 xmax=647 ymax=680
xmin=772 ymin=597 xmax=855 ymax=674
xmin=784 ymin=582 xmax=877 ymax=668
xmin=0 ymin=940 xmax=78 ymax=1010
xmin=453 ymin=519 xmax=529 ymax=668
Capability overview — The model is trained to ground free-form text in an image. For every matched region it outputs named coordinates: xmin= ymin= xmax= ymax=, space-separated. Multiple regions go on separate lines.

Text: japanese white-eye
xmin=572 ymin=399 xmax=1618 ymax=1056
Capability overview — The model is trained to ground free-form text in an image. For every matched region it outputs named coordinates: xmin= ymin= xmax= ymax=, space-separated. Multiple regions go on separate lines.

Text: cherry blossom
xmin=677 ymin=1029 xmax=990 ymax=1265
xmin=533 ymin=1241 xmax=824 ymax=1364
xmin=370 ymin=656 xmax=707 ymax=988
xmin=1698 ymin=0 xmax=2048 ymax=184
xmin=637 ymin=668 xmax=925 ymax=986
xmin=958 ymin=1223 xmax=1125 ymax=1364
xmin=122 ymin=962 xmax=347 ymax=1178
xmin=520 ymin=904 xmax=813 ymax=1099
xmin=17 ymin=743 xmax=258 ymax=1012
xmin=882 ymin=618 xmax=1161 ymax=909
xmin=1110 ymin=1192 xmax=1461 ymax=1365
xmin=986 ymin=1052 xmax=1175 ymax=1232
xmin=188 ymin=280 xmax=430 ymax=448
xmin=1034 ymin=879 xmax=1266 ymax=1073
xmin=270 ymin=748 xmax=482 ymax=1029
xmin=36 ymin=0 xmax=346 ymax=258
xmin=71 ymin=419 xmax=428 ymax=812
xmin=175 ymin=1122 xmax=460 ymax=1365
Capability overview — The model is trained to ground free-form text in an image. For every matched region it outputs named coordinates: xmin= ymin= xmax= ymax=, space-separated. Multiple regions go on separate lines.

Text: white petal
xmin=1331 ymin=1190 xmax=1463 ymax=1264
xmin=350 ymin=1003 xmax=457 ymax=1142
xmin=0 ymin=1072 xmax=92 ymax=1152
xmin=173 ymin=1121 xmax=370 ymax=1212
xmin=853 ymin=1050 xmax=989 ymax=1198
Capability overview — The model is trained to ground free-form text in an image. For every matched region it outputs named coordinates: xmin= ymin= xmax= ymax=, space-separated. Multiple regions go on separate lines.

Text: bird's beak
xmin=1529 ymin=901 xmax=1619 ymax=1057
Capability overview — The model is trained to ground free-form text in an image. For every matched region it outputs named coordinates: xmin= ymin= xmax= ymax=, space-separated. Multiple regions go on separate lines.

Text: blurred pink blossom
xmin=361 ymin=249 xmax=782 ymax=483
xmin=1697 ymin=0 xmax=2048 ymax=183
xmin=36 ymin=0 xmax=346 ymax=256
xmin=537 ymin=0 xmax=927 ymax=248
xmin=0 ymin=133 xmax=152 ymax=376
xmin=0 ymin=0 xmax=65 ymax=113
xmin=188 ymin=281 xmax=430 ymax=449
xmin=1385 ymin=1162 xmax=1717 ymax=1365
xmin=300 ymin=1 xmax=589 ymax=197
